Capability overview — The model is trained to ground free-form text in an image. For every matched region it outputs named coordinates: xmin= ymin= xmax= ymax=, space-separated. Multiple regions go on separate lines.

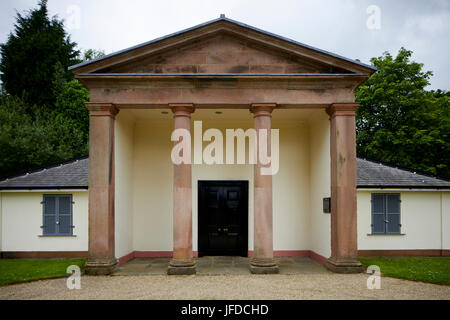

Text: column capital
xmin=326 ymin=103 xmax=359 ymax=117
xmin=86 ymin=103 xmax=119 ymax=118
xmin=250 ymin=103 xmax=277 ymax=117
xmin=169 ymin=103 xmax=195 ymax=118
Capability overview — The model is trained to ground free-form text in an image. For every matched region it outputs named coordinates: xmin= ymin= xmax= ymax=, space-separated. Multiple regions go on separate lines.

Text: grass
xmin=359 ymin=257 xmax=450 ymax=285
xmin=0 ymin=258 xmax=87 ymax=286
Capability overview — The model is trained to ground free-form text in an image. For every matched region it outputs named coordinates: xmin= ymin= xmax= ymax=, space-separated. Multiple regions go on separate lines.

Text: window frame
xmin=370 ymin=193 xmax=402 ymax=235
xmin=41 ymin=194 xmax=74 ymax=236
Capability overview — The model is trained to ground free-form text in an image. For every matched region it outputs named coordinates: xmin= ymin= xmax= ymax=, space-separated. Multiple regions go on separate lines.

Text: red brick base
xmin=5 ymin=249 xmax=446 ymax=264
xmin=1 ymin=251 xmax=88 ymax=259
xmin=118 ymin=250 xmax=328 ymax=266
xmin=358 ymin=249 xmax=450 ymax=257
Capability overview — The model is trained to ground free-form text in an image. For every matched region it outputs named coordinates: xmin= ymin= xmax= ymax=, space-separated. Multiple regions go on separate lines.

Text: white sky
xmin=1 ymin=0 xmax=449 ymax=89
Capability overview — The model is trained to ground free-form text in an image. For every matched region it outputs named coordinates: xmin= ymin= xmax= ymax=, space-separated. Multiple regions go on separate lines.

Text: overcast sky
xmin=1 ymin=0 xmax=449 ymax=89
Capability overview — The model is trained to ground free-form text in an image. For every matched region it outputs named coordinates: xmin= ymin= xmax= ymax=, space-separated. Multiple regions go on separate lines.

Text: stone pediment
xmin=70 ymin=16 xmax=375 ymax=76
xmin=97 ymin=32 xmax=348 ymax=74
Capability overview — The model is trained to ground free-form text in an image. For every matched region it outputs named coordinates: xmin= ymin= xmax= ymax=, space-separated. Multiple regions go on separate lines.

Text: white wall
xmin=308 ymin=111 xmax=331 ymax=258
xmin=132 ymin=119 xmax=174 ymax=252
xmin=127 ymin=108 xmax=450 ymax=257
xmin=130 ymin=110 xmax=313 ymax=254
xmin=115 ymin=111 xmax=135 ymax=258
xmin=272 ymin=119 xmax=311 ymax=251
xmin=443 ymin=192 xmax=450 ymax=250
xmin=1 ymin=191 xmax=88 ymax=252
xmin=357 ymin=190 xmax=450 ymax=250
xmin=2 ymin=110 xmax=447 ymax=258
xmin=191 ymin=118 xmax=254 ymax=251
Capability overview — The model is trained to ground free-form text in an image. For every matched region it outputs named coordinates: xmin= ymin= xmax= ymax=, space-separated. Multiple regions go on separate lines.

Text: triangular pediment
xmin=70 ymin=17 xmax=375 ymax=75
xmin=98 ymin=32 xmax=349 ymax=74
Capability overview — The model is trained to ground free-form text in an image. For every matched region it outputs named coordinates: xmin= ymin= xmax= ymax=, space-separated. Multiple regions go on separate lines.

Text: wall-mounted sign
xmin=323 ymin=197 xmax=331 ymax=213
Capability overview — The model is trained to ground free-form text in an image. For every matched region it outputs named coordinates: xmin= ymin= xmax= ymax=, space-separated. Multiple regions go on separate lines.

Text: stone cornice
xmin=250 ymin=103 xmax=277 ymax=117
xmin=170 ymin=103 xmax=195 ymax=117
xmin=86 ymin=103 xmax=120 ymax=118
xmin=326 ymin=103 xmax=359 ymax=117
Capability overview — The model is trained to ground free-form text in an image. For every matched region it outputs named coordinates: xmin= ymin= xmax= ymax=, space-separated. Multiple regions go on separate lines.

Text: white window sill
xmin=38 ymin=235 xmax=77 ymax=237
xmin=367 ymin=233 xmax=406 ymax=236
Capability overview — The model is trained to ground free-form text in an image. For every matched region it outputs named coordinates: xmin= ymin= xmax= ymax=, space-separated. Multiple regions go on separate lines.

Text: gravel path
xmin=0 ymin=274 xmax=449 ymax=300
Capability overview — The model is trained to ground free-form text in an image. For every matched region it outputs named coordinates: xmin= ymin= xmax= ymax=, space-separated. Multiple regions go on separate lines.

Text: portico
xmin=70 ymin=16 xmax=375 ymax=275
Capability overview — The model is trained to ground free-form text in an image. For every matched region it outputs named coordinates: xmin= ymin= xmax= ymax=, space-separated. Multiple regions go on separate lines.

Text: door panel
xmin=198 ymin=181 xmax=248 ymax=257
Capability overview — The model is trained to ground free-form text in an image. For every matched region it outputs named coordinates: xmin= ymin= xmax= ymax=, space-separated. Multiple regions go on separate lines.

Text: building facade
xmin=1 ymin=17 xmax=449 ymax=275
xmin=1 ymin=158 xmax=449 ymax=269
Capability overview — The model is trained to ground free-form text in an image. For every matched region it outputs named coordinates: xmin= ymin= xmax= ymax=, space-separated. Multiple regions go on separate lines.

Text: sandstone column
xmin=168 ymin=104 xmax=196 ymax=275
xmin=326 ymin=103 xmax=362 ymax=273
xmin=85 ymin=103 xmax=119 ymax=275
xmin=250 ymin=103 xmax=279 ymax=274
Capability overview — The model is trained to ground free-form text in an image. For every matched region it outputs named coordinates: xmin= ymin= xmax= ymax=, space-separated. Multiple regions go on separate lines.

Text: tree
xmin=0 ymin=0 xmax=79 ymax=108
xmin=356 ymin=48 xmax=450 ymax=179
xmin=54 ymin=79 xmax=90 ymax=143
xmin=0 ymin=74 xmax=91 ymax=178
xmin=0 ymin=1 xmax=108 ymax=177
xmin=81 ymin=49 xmax=106 ymax=62
xmin=0 ymin=95 xmax=87 ymax=178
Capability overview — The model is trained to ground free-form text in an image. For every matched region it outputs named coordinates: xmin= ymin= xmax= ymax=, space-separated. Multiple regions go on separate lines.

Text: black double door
xmin=198 ymin=181 xmax=248 ymax=257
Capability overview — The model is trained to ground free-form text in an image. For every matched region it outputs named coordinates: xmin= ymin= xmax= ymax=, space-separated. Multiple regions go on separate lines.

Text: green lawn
xmin=0 ymin=258 xmax=87 ymax=286
xmin=359 ymin=257 xmax=450 ymax=285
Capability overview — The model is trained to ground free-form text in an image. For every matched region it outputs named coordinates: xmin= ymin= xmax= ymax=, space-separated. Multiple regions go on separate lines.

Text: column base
xmin=168 ymin=259 xmax=196 ymax=275
xmin=250 ymin=258 xmax=279 ymax=274
xmin=326 ymin=258 xmax=363 ymax=274
xmin=84 ymin=259 xmax=118 ymax=275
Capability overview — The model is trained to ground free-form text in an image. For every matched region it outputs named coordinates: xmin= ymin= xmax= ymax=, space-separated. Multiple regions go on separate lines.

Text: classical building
xmin=1 ymin=16 xmax=449 ymax=275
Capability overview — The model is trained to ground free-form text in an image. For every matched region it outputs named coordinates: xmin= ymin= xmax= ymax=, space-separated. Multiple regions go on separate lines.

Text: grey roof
xmin=357 ymin=158 xmax=450 ymax=188
xmin=0 ymin=157 xmax=449 ymax=190
xmin=69 ymin=15 xmax=376 ymax=72
xmin=0 ymin=158 xmax=88 ymax=189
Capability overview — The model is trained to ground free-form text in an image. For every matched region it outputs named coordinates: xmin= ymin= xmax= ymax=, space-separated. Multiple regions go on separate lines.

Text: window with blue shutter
xmin=371 ymin=194 xmax=386 ymax=234
xmin=42 ymin=195 xmax=74 ymax=236
xmin=371 ymin=193 xmax=401 ymax=235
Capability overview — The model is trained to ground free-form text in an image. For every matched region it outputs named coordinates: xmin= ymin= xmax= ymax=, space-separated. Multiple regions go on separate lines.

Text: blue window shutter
xmin=42 ymin=195 xmax=57 ymax=235
xmin=57 ymin=195 xmax=73 ymax=235
xmin=371 ymin=194 xmax=386 ymax=234
xmin=386 ymin=194 xmax=401 ymax=234
xmin=42 ymin=194 xmax=73 ymax=235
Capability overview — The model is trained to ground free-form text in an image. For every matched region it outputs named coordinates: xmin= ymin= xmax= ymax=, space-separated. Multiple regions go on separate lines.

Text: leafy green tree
xmin=0 ymin=76 xmax=90 ymax=177
xmin=0 ymin=95 xmax=87 ymax=178
xmin=0 ymin=1 xmax=109 ymax=177
xmin=52 ymin=49 xmax=105 ymax=142
xmin=54 ymin=79 xmax=90 ymax=143
xmin=356 ymin=48 xmax=450 ymax=179
xmin=81 ymin=49 xmax=106 ymax=62
xmin=0 ymin=0 xmax=79 ymax=108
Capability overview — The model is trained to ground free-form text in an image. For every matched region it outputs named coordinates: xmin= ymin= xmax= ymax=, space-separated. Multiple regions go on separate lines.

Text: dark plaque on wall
xmin=323 ymin=197 xmax=331 ymax=213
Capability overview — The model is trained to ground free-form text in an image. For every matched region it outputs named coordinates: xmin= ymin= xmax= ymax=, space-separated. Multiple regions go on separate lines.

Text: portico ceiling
xmin=127 ymin=108 xmax=318 ymax=122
